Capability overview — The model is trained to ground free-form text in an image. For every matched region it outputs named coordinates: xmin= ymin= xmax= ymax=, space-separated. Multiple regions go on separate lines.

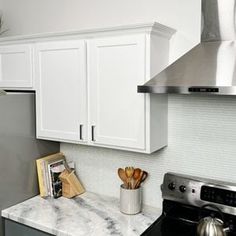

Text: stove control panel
xmin=161 ymin=172 xmax=236 ymax=216
xmin=201 ymin=186 xmax=236 ymax=207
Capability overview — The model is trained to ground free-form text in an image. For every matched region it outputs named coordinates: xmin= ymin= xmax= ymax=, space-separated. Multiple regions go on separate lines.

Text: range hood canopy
xmin=138 ymin=0 xmax=236 ymax=95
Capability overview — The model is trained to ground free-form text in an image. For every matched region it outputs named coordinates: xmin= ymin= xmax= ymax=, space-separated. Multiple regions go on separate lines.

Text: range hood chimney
xmin=138 ymin=0 xmax=236 ymax=95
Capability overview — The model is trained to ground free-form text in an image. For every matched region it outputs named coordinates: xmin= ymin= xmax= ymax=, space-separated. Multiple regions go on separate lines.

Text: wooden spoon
xmin=118 ymin=168 xmax=128 ymax=188
xmin=134 ymin=170 xmax=143 ymax=189
xmin=132 ymin=168 xmax=142 ymax=189
xmin=135 ymin=171 xmax=148 ymax=188
xmin=125 ymin=166 xmax=134 ymax=189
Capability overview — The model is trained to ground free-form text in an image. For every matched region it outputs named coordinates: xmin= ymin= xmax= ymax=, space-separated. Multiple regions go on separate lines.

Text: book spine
xmin=36 ymin=159 xmax=47 ymax=197
xmin=44 ymin=161 xmax=52 ymax=196
xmin=47 ymin=162 xmax=53 ymax=196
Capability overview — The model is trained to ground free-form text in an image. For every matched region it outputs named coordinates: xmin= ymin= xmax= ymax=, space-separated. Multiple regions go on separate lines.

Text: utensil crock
xmin=119 ymin=184 xmax=142 ymax=215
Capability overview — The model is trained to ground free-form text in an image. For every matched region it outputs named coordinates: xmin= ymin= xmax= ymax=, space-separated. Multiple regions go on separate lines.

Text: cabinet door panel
xmin=88 ymin=35 xmax=146 ymax=150
xmin=0 ymin=44 xmax=33 ymax=88
xmin=35 ymin=41 xmax=86 ymax=143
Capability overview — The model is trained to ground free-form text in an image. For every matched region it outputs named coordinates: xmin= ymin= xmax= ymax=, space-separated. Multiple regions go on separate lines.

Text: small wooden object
xmin=59 ymin=169 xmax=85 ymax=198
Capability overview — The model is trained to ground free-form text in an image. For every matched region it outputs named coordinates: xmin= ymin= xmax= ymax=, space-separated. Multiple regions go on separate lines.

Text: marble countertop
xmin=2 ymin=192 xmax=161 ymax=236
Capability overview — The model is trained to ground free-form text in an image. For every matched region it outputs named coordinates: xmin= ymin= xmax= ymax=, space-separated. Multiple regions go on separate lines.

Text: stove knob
xmin=168 ymin=182 xmax=176 ymax=191
xmin=179 ymin=185 xmax=186 ymax=193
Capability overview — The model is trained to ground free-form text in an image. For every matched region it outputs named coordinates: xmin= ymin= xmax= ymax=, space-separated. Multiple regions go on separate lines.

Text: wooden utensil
xmin=125 ymin=166 xmax=134 ymax=189
xmin=134 ymin=170 xmax=143 ymax=189
xmin=118 ymin=168 xmax=128 ymax=188
xmin=135 ymin=171 xmax=148 ymax=188
xmin=132 ymin=168 xmax=142 ymax=189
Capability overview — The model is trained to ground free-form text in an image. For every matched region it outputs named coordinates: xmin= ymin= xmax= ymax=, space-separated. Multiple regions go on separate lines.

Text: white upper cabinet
xmin=0 ymin=23 xmax=175 ymax=153
xmin=0 ymin=44 xmax=33 ymax=89
xmin=88 ymin=35 xmax=146 ymax=150
xmin=87 ymin=29 xmax=173 ymax=153
xmin=35 ymin=40 xmax=87 ymax=143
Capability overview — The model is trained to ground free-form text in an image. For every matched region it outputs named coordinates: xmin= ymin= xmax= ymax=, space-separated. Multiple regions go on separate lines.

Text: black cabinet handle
xmin=91 ymin=125 xmax=95 ymax=141
xmin=80 ymin=124 xmax=83 ymax=140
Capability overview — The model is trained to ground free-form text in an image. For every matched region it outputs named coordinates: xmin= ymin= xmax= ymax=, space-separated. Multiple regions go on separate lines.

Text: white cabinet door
xmin=0 ymin=44 xmax=33 ymax=88
xmin=35 ymin=40 xmax=87 ymax=143
xmin=88 ymin=35 xmax=146 ymax=150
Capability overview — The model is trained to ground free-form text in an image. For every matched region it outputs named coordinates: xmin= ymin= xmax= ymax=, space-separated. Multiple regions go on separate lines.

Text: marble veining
xmin=1 ymin=192 xmax=161 ymax=236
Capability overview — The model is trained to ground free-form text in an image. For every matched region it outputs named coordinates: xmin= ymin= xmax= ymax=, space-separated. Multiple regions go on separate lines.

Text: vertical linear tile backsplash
xmin=61 ymin=95 xmax=236 ymax=208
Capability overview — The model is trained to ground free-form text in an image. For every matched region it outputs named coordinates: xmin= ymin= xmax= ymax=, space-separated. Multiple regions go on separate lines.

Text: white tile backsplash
xmin=61 ymin=94 xmax=236 ymax=208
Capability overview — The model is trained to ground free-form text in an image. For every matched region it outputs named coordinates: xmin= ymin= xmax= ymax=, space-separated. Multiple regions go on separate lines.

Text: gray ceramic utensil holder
xmin=119 ymin=184 xmax=142 ymax=215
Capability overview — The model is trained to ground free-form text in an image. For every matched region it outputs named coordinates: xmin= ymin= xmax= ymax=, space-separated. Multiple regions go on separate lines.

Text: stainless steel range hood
xmin=138 ymin=0 xmax=236 ymax=95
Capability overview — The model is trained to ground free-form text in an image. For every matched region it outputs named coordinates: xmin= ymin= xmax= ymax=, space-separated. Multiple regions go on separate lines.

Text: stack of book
xmin=36 ymin=152 xmax=66 ymax=198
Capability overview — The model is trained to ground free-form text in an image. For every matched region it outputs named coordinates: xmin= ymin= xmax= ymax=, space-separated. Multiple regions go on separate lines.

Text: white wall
xmin=0 ymin=0 xmax=218 ymax=208
xmin=3 ymin=0 xmax=236 ymax=210
xmin=61 ymin=95 xmax=236 ymax=207
xmin=1 ymin=0 xmax=201 ymax=60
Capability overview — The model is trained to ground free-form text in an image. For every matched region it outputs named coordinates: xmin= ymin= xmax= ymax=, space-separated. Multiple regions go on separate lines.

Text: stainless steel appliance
xmin=142 ymin=173 xmax=236 ymax=235
xmin=138 ymin=0 xmax=236 ymax=95
xmin=0 ymin=92 xmax=59 ymax=236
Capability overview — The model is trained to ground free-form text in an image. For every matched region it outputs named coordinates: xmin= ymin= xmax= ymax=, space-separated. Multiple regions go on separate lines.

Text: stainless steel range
xmin=142 ymin=173 xmax=236 ymax=236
